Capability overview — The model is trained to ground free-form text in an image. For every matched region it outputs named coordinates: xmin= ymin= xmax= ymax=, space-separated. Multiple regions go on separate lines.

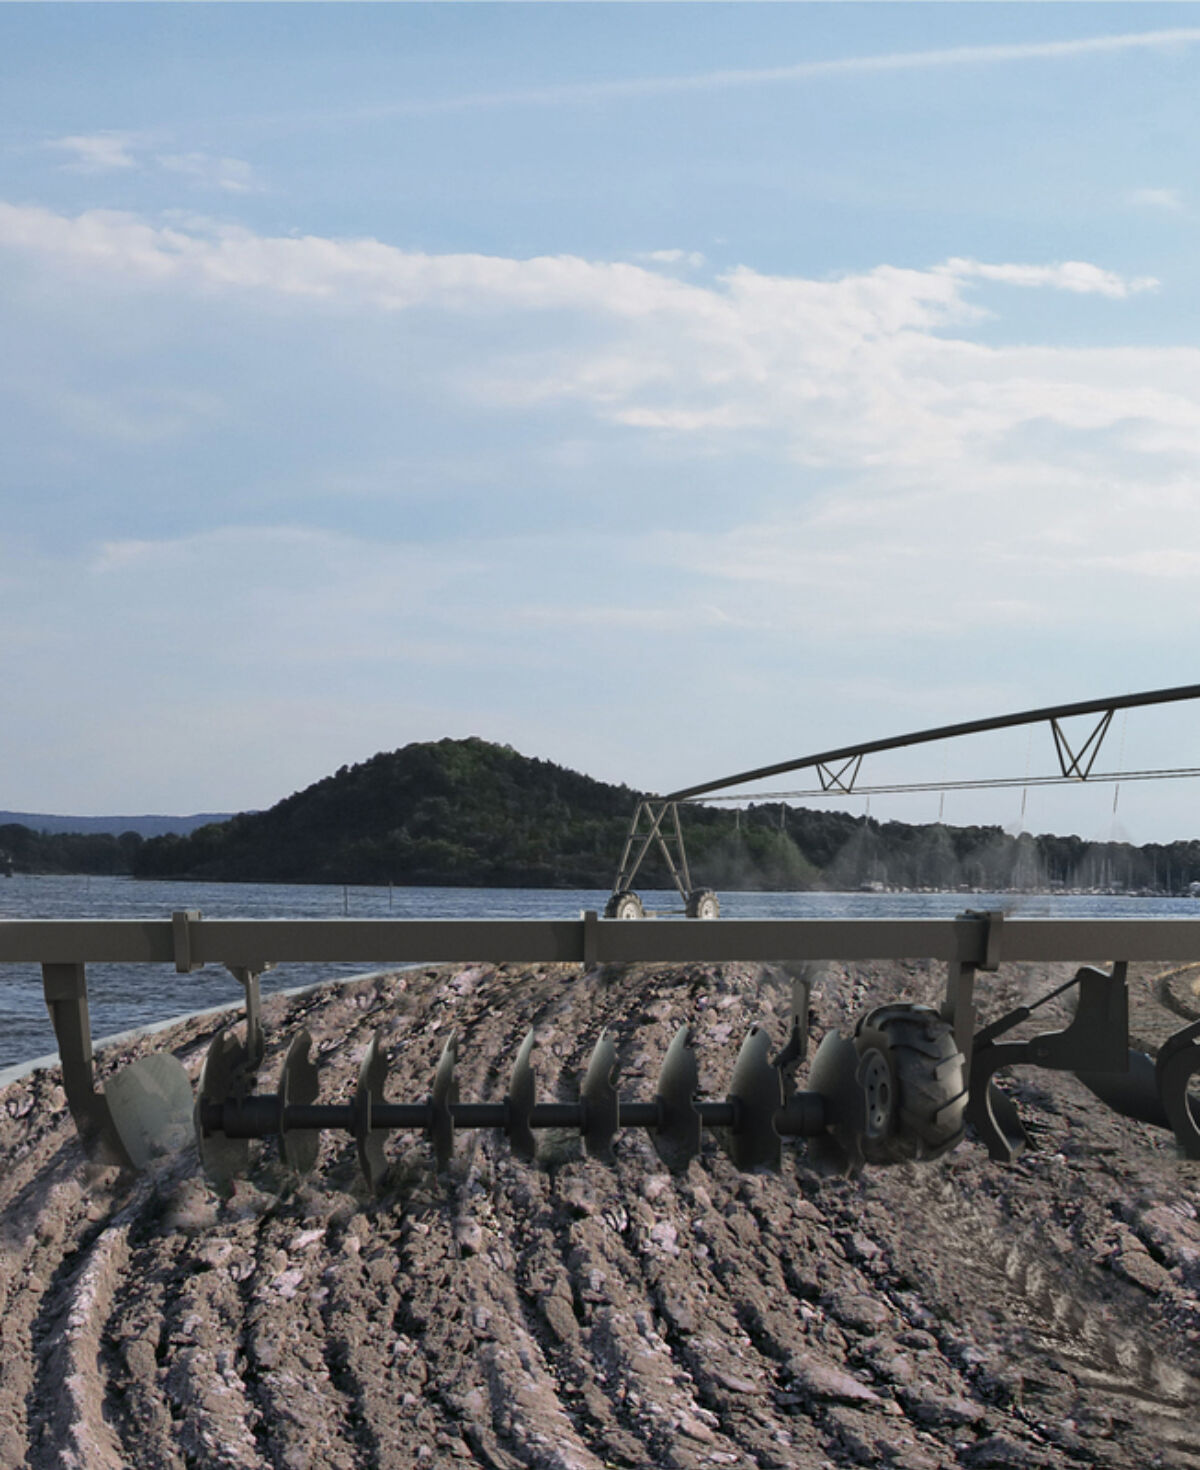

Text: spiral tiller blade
xmin=191 ymin=977 xmax=970 ymax=1191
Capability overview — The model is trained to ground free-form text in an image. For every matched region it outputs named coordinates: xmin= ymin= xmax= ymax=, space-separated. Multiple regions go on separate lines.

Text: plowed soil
xmin=2 ymin=955 xmax=1199 ymax=1469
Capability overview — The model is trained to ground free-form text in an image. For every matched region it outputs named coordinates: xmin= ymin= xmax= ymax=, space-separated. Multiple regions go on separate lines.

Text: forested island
xmin=5 ymin=736 xmax=1200 ymax=893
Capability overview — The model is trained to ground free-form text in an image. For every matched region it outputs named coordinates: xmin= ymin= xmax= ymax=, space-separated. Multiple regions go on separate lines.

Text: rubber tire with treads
xmin=855 ymin=1003 xmax=967 ymax=1165
xmin=686 ymin=888 xmax=720 ymax=919
xmin=605 ymin=890 xmax=645 ymax=920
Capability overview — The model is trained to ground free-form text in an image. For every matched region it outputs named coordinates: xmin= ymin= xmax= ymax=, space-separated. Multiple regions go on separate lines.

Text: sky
xmin=3 ymin=3 xmax=1200 ymax=843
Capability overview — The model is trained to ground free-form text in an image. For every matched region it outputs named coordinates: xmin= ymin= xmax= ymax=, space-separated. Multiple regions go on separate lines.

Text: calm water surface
xmin=1 ymin=874 xmax=1194 ymax=1071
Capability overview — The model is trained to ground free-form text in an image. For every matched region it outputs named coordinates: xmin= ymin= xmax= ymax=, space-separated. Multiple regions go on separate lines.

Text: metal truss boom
xmin=664 ymin=683 xmax=1200 ymax=802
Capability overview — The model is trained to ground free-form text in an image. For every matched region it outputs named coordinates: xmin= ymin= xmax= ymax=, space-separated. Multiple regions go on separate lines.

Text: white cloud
xmin=638 ymin=249 xmax=706 ymax=268
xmin=942 ymin=257 xmax=1158 ymax=298
xmin=1127 ymin=187 xmax=1185 ymax=212
xmin=0 ymin=203 xmax=1155 ymax=343
xmin=1 ymin=200 xmax=1191 ymax=488
xmin=47 ymin=132 xmax=141 ymax=172
xmin=4 ymin=200 xmax=1198 ymax=673
xmin=156 ymin=152 xmax=259 ymax=194
xmin=0 ymin=203 xmax=719 ymax=316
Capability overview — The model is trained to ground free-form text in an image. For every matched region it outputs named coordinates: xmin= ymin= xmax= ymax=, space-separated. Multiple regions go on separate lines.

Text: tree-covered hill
xmin=132 ymin=738 xmax=649 ymax=886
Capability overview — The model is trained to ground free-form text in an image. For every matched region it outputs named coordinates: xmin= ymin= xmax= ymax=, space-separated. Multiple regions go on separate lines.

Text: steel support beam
xmin=4 ymin=913 xmax=1200 ymax=969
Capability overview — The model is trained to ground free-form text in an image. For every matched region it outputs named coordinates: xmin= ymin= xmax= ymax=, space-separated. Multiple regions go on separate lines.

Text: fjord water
xmin=1 ymin=874 xmax=1195 ymax=1072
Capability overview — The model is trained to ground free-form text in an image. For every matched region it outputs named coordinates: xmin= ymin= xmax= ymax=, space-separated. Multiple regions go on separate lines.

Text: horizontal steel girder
xmin=3 ymin=912 xmax=1200 ymax=969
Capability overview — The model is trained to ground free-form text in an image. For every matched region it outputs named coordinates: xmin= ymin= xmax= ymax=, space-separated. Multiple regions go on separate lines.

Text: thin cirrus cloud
xmin=155 ymin=153 xmax=259 ymax=194
xmin=360 ymin=27 xmax=1200 ymax=116
xmin=45 ymin=134 xmax=258 ymax=193
xmin=1126 ymin=187 xmax=1185 ymax=212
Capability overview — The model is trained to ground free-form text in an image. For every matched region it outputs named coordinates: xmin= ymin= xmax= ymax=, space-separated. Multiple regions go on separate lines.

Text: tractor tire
xmin=854 ymin=1003 xmax=966 ymax=1166
xmin=605 ymin=890 xmax=644 ymax=920
xmin=686 ymin=888 xmax=720 ymax=920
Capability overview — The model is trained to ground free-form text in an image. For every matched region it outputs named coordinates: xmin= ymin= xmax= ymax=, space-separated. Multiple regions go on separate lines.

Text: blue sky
xmin=3 ymin=4 xmax=1200 ymax=843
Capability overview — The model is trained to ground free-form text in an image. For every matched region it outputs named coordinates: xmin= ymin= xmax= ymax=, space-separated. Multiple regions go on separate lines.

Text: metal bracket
xmin=227 ymin=965 xmax=266 ymax=1069
xmin=957 ymin=908 xmax=1003 ymax=972
xmin=966 ymin=964 xmax=1130 ymax=1162
xmin=172 ymin=909 xmax=204 ymax=973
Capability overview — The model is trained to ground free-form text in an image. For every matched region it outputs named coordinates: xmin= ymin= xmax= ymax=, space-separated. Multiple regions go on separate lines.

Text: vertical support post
xmin=582 ymin=909 xmax=599 ymax=970
xmin=941 ymin=961 xmax=977 ymax=1087
xmin=41 ymin=962 xmax=131 ymax=1166
xmin=943 ymin=909 xmax=1002 ymax=1088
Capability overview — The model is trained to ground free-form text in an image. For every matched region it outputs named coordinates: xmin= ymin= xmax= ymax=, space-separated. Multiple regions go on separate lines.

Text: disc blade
xmin=107 ymin=1052 xmax=194 ymax=1170
xmin=507 ymin=1030 xmax=537 ymax=1161
xmin=354 ymin=1031 xmax=389 ymax=1192
xmin=581 ymin=1030 xmax=619 ymax=1163
xmin=431 ymin=1032 xmax=459 ymax=1171
xmin=195 ymin=1028 xmax=252 ymax=1186
xmin=280 ymin=1029 xmax=321 ymax=1175
xmin=653 ymin=1025 xmax=701 ymax=1172
xmin=720 ymin=1024 xmax=782 ymax=1172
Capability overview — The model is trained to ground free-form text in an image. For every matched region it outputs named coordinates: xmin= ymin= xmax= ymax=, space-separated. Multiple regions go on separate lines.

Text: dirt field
xmin=2 ymin=954 xmax=1199 ymax=1469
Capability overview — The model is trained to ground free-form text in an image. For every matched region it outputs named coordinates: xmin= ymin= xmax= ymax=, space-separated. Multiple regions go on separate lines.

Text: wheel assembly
xmin=605 ymin=889 xmax=645 ymax=920
xmin=855 ymin=1004 xmax=967 ymax=1165
xmin=686 ymin=888 xmax=720 ymax=920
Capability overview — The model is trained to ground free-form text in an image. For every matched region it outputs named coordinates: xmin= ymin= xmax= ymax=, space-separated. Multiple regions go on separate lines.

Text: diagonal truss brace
xmin=1050 ymin=708 xmax=1114 ymax=780
xmin=611 ymin=800 xmax=693 ymax=901
xmin=816 ymin=754 xmax=863 ymax=794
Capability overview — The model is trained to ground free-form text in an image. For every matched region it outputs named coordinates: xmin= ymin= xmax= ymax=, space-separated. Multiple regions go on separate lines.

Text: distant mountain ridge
xmin=0 ymin=810 xmax=240 ymax=838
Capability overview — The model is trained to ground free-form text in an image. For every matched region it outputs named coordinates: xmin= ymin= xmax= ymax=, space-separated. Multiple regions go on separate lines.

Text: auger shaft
xmin=191 ymin=980 xmax=857 ymax=1187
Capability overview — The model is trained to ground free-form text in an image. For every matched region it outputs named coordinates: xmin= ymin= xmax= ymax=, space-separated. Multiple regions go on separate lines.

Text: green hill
xmin=133 ymin=738 xmax=650 ymax=887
